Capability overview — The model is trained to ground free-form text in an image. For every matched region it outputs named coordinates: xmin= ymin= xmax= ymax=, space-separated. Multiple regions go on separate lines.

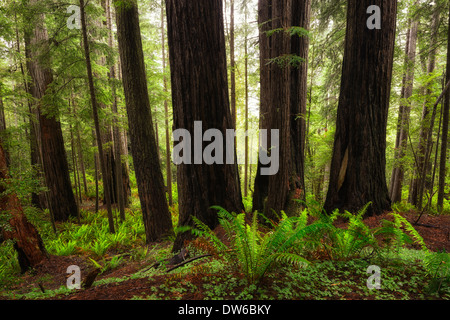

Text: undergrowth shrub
xmin=183 ymin=202 xmax=430 ymax=287
xmin=182 ymin=206 xmax=313 ymax=285
xmin=424 ymin=250 xmax=450 ymax=293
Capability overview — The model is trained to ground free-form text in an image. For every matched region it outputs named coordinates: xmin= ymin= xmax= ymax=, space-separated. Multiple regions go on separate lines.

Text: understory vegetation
xmin=1 ymin=199 xmax=449 ymax=300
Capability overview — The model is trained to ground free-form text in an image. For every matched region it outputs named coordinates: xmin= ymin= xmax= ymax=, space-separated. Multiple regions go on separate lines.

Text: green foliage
xmin=375 ymin=212 xmax=429 ymax=253
xmin=318 ymin=203 xmax=379 ymax=261
xmin=0 ymin=239 xmax=20 ymax=288
xmin=424 ymin=250 xmax=450 ymax=293
xmin=183 ymin=206 xmax=311 ymax=285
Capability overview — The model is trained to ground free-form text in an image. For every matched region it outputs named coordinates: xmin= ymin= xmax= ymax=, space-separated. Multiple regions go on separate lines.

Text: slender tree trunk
xmin=438 ymin=4 xmax=450 ymax=212
xmin=0 ymin=97 xmax=9 ymax=168
xmin=390 ymin=16 xmax=418 ymax=203
xmin=24 ymin=0 xmax=77 ymax=221
xmin=230 ymin=0 xmax=237 ymax=130
xmin=0 ymin=142 xmax=47 ymax=273
xmin=105 ymin=0 xmax=126 ymax=220
xmin=115 ymin=0 xmax=173 ymax=242
xmin=161 ymin=1 xmax=173 ymax=207
xmin=165 ymin=0 xmax=244 ymax=251
xmin=324 ymin=0 xmax=397 ymax=217
xmin=80 ymin=0 xmax=115 ymax=233
xmin=252 ymin=0 xmax=271 ymax=213
xmin=409 ymin=8 xmax=440 ymax=208
xmin=74 ymin=104 xmax=88 ymax=195
xmin=14 ymin=17 xmax=42 ymax=208
xmin=244 ymin=8 xmax=249 ymax=198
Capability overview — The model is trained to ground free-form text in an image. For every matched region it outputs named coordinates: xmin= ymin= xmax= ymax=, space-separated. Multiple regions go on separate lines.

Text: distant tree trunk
xmin=438 ymin=4 xmax=450 ymax=212
xmin=0 ymin=143 xmax=47 ymax=273
xmin=389 ymin=16 xmax=418 ymax=203
xmin=252 ymin=0 xmax=271 ymax=213
xmin=115 ymin=0 xmax=173 ymax=242
xmin=80 ymin=0 xmax=115 ymax=233
xmin=230 ymin=0 xmax=237 ymax=130
xmin=244 ymin=8 xmax=249 ymax=198
xmin=324 ymin=0 xmax=396 ymax=217
xmin=105 ymin=0 xmax=126 ymax=220
xmin=24 ymin=0 xmax=78 ymax=222
xmin=409 ymin=8 xmax=440 ymax=208
xmin=165 ymin=0 xmax=244 ymax=251
xmin=0 ymin=96 xmax=9 ymax=168
xmin=161 ymin=1 xmax=173 ymax=206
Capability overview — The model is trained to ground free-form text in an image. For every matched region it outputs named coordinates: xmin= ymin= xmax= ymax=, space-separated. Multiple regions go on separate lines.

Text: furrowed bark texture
xmin=324 ymin=0 xmax=396 ymax=216
xmin=165 ymin=0 xmax=244 ymax=251
xmin=115 ymin=0 xmax=173 ymax=242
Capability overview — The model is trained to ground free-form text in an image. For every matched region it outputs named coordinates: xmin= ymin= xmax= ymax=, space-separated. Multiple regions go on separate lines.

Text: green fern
xmin=424 ymin=250 xmax=450 ymax=293
xmin=376 ymin=213 xmax=428 ymax=252
xmin=186 ymin=206 xmax=312 ymax=285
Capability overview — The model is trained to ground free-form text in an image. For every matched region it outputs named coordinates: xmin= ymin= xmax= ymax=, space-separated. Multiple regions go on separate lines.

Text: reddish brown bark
xmin=324 ymin=0 xmax=396 ymax=216
xmin=0 ymin=143 xmax=47 ymax=273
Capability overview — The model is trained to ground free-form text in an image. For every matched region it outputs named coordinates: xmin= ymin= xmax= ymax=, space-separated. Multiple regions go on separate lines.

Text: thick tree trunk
xmin=24 ymin=1 xmax=77 ymax=221
xmin=288 ymin=0 xmax=310 ymax=209
xmin=324 ymin=0 xmax=396 ymax=217
xmin=0 ymin=143 xmax=47 ymax=273
xmin=115 ymin=0 xmax=173 ymax=242
xmin=253 ymin=0 xmax=310 ymax=219
xmin=165 ymin=0 xmax=244 ymax=251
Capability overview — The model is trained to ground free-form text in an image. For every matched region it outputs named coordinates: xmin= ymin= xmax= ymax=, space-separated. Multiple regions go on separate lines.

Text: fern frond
xmin=274 ymin=252 xmax=309 ymax=267
xmin=390 ymin=213 xmax=428 ymax=252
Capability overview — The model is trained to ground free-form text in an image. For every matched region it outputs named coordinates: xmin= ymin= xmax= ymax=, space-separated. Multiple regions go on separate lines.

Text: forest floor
xmin=1 ymin=207 xmax=450 ymax=301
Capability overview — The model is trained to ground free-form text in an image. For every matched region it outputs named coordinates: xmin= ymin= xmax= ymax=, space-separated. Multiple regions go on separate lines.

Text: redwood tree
xmin=324 ymin=0 xmax=396 ymax=216
xmin=165 ymin=0 xmax=244 ymax=251
xmin=252 ymin=0 xmax=310 ymax=219
xmin=114 ymin=0 xmax=173 ymax=242
xmin=0 ymin=143 xmax=47 ymax=273
xmin=24 ymin=0 xmax=77 ymax=222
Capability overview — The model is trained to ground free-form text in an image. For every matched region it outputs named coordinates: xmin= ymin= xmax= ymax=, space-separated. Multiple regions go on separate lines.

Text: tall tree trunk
xmin=252 ymin=0 xmax=271 ymax=213
xmin=230 ymin=0 xmax=237 ymax=130
xmin=24 ymin=0 xmax=77 ymax=221
xmin=114 ymin=0 xmax=173 ymax=242
xmin=0 ymin=142 xmax=47 ymax=273
xmin=389 ymin=15 xmax=418 ymax=203
xmin=14 ymin=16 xmax=42 ymax=207
xmin=0 ymin=96 xmax=9 ymax=168
xmin=324 ymin=0 xmax=397 ymax=217
xmin=253 ymin=0 xmax=310 ymax=219
xmin=409 ymin=8 xmax=440 ymax=208
xmin=438 ymin=4 xmax=450 ymax=212
xmin=161 ymin=0 xmax=173 ymax=207
xmin=80 ymin=0 xmax=115 ymax=233
xmin=105 ymin=0 xmax=126 ymax=220
xmin=244 ymin=8 xmax=249 ymax=198
xmin=289 ymin=0 xmax=310 ymax=208
xmin=165 ymin=0 xmax=244 ymax=251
